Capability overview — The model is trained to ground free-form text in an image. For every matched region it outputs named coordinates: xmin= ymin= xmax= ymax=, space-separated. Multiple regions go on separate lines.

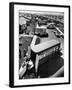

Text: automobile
xmin=53 ymin=31 xmax=61 ymax=38
xmin=47 ymin=24 xmax=55 ymax=29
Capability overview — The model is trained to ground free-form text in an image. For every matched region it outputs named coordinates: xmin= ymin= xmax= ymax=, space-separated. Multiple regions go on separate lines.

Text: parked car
xmin=47 ymin=24 xmax=55 ymax=29
xmin=53 ymin=31 xmax=61 ymax=38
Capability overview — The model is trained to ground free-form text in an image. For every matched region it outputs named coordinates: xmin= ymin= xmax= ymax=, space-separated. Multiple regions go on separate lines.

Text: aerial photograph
xmin=19 ymin=10 xmax=64 ymax=79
